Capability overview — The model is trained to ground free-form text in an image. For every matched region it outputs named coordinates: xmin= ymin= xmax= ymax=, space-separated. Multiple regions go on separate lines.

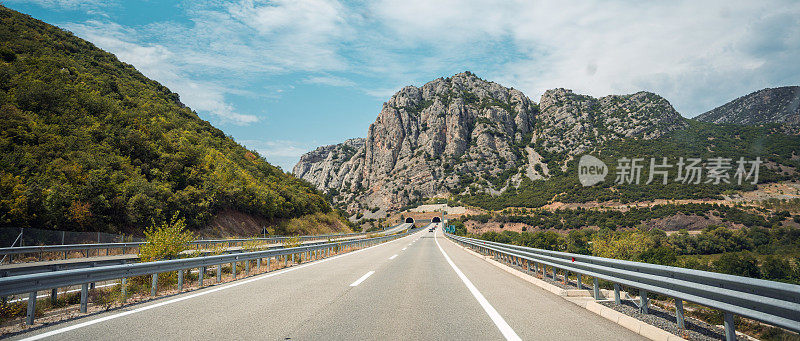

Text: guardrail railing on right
xmin=444 ymin=232 xmax=800 ymax=341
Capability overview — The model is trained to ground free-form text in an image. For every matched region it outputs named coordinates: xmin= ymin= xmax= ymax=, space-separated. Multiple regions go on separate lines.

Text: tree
xmin=712 ymin=252 xmax=761 ymax=278
xmin=761 ymin=256 xmax=791 ymax=281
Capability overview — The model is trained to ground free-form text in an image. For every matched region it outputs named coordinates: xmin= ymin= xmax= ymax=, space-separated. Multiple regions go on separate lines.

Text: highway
xmin=10 ymin=225 xmax=643 ymax=340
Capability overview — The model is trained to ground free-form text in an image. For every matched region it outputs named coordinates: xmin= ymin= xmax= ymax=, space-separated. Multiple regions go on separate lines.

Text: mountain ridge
xmin=695 ymin=86 xmax=800 ymax=133
xmin=294 ymin=72 xmax=741 ymax=215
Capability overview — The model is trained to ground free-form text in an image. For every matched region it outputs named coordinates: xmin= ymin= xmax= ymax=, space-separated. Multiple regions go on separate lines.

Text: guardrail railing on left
xmin=444 ymin=232 xmax=800 ymax=341
xmin=0 ymin=230 xmax=378 ymax=264
xmin=0 ymin=227 xmax=422 ymax=326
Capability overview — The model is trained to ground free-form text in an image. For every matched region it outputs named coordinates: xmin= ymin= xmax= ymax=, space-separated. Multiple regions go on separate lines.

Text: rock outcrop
xmin=535 ymin=88 xmax=687 ymax=157
xmin=695 ymin=86 xmax=800 ymax=133
xmin=294 ymin=72 xmax=688 ymax=213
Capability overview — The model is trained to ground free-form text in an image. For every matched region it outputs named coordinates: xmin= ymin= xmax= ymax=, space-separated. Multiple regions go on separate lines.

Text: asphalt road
xmin=11 ymin=225 xmax=644 ymax=340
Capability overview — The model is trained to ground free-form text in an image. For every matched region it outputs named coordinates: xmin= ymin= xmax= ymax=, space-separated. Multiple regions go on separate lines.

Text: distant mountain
xmin=695 ymin=86 xmax=800 ymax=132
xmin=0 ymin=6 xmax=330 ymax=233
xmin=292 ymin=72 xmax=796 ymax=214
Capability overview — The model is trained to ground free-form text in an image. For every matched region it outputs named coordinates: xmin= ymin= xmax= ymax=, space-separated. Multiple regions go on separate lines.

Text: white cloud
xmin=303 ymin=75 xmax=356 ymax=87
xmin=7 ymin=0 xmax=112 ymax=11
xmin=34 ymin=0 xmax=800 ymax=129
xmin=365 ymin=0 xmax=800 ymax=115
xmin=241 ymin=139 xmax=314 ymax=170
xmin=64 ymin=20 xmax=259 ymax=125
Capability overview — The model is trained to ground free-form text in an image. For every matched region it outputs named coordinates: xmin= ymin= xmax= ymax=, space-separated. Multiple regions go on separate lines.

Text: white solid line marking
xmin=349 ymin=271 xmax=375 ymax=287
xmin=434 ymin=234 xmax=521 ymax=341
xmin=20 ymin=232 xmax=423 ymax=341
xmin=389 ymin=254 xmax=398 ymax=260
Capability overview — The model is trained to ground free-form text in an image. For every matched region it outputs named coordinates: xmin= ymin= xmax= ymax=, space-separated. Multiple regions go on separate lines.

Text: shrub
xmin=761 ymin=256 xmax=791 ymax=280
xmin=282 ymin=236 xmax=301 ymax=248
xmin=139 ymin=213 xmax=194 ymax=262
xmin=713 ymin=252 xmax=761 ymax=278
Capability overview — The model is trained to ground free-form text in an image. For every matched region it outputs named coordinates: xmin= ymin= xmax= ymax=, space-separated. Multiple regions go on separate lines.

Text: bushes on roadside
xmin=139 ymin=213 xmax=194 ymax=262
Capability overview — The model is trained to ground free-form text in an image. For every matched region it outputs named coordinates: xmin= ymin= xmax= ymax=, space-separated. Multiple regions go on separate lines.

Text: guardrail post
xmin=199 ymin=267 xmax=205 ymax=287
xmin=639 ymin=289 xmax=648 ymax=314
xmin=121 ymin=277 xmax=127 ymax=302
xmin=178 ymin=269 xmax=184 ymax=292
xmin=675 ymin=298 xmax=685 ymax=329
xmin=723 ymin=312 xmax=736 ymax=341
xmin=593 ymin=278 xmax=600 ymax=300
xmin=80 ymin=283 xmax=88 ymax=313
xmin=267 ymin=257 xmax=271 ymax=271
xmin=232 ymin=262 xmax=237 ymax=278
xmin=284 ymin=255 xmax=288 ymax=267
xmin=613 ymin=284 xmax=621 ymax=304
xmin=257 ymin=258 xmax=261 ymax=271
xmin=151 ymin=273 xmax=158 ymax=296
xmin=245 ymin=260 xmax=250 ymax=276
xmin=291 ymin=253 xmax=295 ymax=264
xmin=50 ymin=288 xmax=57 ymax=305
xmin=577 ymin=273 xmax=583 ymax=289
xmin=216 ymin=265 xmax=222 ymax=283
xmin=26 ymin=291 xmax=36 ymax=325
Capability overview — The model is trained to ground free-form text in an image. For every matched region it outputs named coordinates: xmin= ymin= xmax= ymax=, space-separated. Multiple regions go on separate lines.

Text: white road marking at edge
xmin=349 ymin=271 xmax=375 ymax=287
xmin=20 ymin=229 xmax=426 ymax=341
xmin=402 ymin=247 xmax=407 ymax=251
xmin=434 ymin=233 xmax=522 ymax=341
xmin=389 ymin=254 xmax=398 ymax=260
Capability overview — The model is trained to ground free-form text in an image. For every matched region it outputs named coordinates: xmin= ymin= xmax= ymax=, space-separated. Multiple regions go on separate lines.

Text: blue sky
xmin=5 ymin=0 xmax=800 ymax=171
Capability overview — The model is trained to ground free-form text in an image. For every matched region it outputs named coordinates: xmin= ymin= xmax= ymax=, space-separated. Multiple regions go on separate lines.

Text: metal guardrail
xmin=0 ymin=226 xmax=423 ymax=325
xmin=0 ymin=230 xmax=378 ymax=264
xmin=445 ymin=232 xmax=800 ymax=340
xmin=0 ymin=238 xmax=353 ymax=278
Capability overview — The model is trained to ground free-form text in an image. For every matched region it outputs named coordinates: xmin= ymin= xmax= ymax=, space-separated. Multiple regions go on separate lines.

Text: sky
xmin=5 ymin=0 xmax=800 ymax=171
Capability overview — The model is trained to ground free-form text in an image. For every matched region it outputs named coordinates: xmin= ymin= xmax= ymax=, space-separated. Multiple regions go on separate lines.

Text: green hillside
xmin=457 ymin=120 xmax=800 ymax=210
xmin=0 ymin=6 xmax=330 ymax=233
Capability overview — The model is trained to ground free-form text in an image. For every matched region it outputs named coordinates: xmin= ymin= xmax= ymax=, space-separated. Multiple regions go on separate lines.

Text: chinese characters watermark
xmin=578 ymin=155 xmax=761 ymax=187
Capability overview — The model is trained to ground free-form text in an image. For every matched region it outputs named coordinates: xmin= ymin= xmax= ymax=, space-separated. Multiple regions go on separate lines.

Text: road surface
xmin=10 ymin=225 xmax=644 ymax=340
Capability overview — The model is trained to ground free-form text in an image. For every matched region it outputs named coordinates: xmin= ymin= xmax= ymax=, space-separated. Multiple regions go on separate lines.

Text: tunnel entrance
xmin=405 ymin=217 xmax=414 ymax=223
xmin=432 ymin=217 xmax=441 ymax=223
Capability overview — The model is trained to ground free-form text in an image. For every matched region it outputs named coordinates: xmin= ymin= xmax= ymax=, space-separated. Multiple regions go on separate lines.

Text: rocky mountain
xmin=293 ymin=138 xmax=365 ymax=190
xmin=535 ymin=88 xmax=687 ymax=158
xmin=695 ymin=86 xmax=800 ymax=132
xmin=294 ymin=72 xmax=690 ymax=213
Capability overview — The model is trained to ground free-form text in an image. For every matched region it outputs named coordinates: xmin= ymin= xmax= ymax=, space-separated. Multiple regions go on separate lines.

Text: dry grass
xmin=273 ymin=212 xmax=352 ymax=236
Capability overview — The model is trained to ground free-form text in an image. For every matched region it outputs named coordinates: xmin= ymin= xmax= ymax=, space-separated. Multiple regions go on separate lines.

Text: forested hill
xmin=0 ymin=6 xmax=330 ymax=234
